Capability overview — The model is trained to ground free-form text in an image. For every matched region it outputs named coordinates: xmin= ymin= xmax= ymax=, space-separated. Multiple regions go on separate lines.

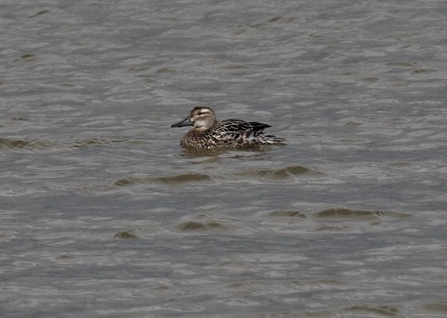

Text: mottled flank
xmin=171 ymin=106 xmax=285 ymax=149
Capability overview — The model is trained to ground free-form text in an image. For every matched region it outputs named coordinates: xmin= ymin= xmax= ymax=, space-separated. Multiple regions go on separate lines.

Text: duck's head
xmin=171 ymin=106 xmax=216 ymax=130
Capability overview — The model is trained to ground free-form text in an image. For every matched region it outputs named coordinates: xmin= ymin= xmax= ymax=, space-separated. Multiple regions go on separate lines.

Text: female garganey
xmin=171 ymin=106 xmax=285 ymax=149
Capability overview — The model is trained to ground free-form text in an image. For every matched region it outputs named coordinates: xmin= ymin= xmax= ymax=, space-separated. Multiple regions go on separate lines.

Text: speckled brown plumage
xmin=171 ymin=106 xmax=285 ymax=149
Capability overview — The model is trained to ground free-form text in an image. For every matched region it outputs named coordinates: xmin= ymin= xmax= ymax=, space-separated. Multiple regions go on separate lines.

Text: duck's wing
xmin=211 ymin=119 xmax=270 ymax=142
xmin=222 ymin=120 xmax=270 ymax=133
xmin=247 ymin=121 xmax=271 ymax=133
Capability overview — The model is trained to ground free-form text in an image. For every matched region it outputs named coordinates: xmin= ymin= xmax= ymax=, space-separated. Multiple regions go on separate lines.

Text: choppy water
xmin=2 ymin=0 xmax=447 ymax=317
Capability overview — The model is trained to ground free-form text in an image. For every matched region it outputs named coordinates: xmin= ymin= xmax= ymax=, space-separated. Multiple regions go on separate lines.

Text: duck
xmin=171 ymin=106 xmax=285 ymax=149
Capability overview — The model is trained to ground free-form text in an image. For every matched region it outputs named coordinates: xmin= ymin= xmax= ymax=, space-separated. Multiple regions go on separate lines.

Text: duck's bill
xmin=171 ymin=116 xmax=193 ymax=127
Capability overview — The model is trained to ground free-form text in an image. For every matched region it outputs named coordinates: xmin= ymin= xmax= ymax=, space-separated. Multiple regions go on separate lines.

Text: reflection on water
xmin=1 ymin=0 xmax=447 ymax=317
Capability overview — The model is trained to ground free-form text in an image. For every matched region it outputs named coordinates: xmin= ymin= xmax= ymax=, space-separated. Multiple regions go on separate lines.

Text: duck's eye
xmin=197 ymin=112 xmax=204 ymax=115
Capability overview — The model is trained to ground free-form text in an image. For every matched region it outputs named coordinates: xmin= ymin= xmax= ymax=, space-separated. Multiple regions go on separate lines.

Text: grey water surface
xmin=1 ymin=0 xmax=447 ymax=317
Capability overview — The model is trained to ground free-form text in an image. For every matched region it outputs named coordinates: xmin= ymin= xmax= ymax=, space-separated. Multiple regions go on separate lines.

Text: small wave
xmin=0 ymin=138 xmax=55 ymax=150
xmin=234 ymin=165 xmax=323 ymax=181
xmin=314 ymin=225 xmax=349 ymax=232
xmin=0 ymin=137 xmax=143 ymax=152
xmin=423 ymin=303 xmax=447 ymax=312
xmin=266 ymin=210 xmax=307 ymax=218
xmin=151 ymin=173 xmax=213 ymax=185
xmin=71 ymin=138 xmax=131 ymax=149
xmin=312 ymin=208 xmax=412 ymax=220
xmin=344 ymin=305 xmax=399 ymax=316
xmin=111 ymin=177 xmax=143 ymax=187
xmin=104 ymin=173 xmax=214 ymax=189
xmin=176 ymin=221 xmax=228 ymax=232
xmin=113 ymin=231 xmax=138 ymax=239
